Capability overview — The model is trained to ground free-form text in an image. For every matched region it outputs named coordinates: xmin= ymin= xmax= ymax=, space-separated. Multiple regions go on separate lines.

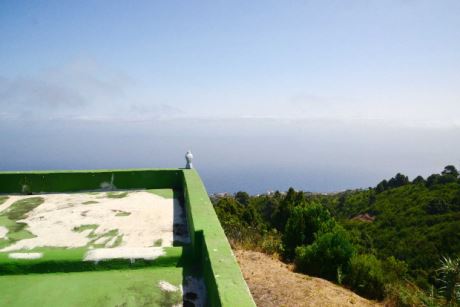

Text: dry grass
xmin=235 ymin=249 xmax=382 ymax=307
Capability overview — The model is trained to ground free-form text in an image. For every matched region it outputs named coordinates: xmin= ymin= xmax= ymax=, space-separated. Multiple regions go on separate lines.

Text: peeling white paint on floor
xmin=0 ymin=191 xmax=189 ymax=253
xmin=158 ymin=280 xmax=180 ymax=292
xmin=8 ymin=252 xmax=43 ymax=259
xmin=0 ymin=226 xmax=8 ymax=239
xmin=84 ymin=247 xmax=165 ymax=261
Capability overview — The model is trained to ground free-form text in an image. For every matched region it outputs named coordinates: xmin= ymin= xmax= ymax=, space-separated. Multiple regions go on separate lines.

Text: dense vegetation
xmin=212 ymin=165 xmax=460 ymax=306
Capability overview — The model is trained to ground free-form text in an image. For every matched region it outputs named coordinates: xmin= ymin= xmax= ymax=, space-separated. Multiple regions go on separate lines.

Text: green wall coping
xmin=183 ymin=169 xmax=255 ymax=307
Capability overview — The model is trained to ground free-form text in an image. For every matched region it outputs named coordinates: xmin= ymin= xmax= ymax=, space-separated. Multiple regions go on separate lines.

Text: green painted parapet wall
xmin=0 ymin=169 xmax=183 ymax=194
xmin=0 ymin=168 xmax=256 ymax=306
xmin=182 ymin=169 xmax=256 ymax=307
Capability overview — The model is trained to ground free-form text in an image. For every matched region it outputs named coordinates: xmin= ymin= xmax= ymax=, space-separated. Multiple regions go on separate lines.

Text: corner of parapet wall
xmin=181 ymin=169 xmax=256 ymax=307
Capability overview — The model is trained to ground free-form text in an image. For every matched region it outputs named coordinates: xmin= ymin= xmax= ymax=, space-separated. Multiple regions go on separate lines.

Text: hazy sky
xmin=1 ymin=1 xmax=459 ymax=193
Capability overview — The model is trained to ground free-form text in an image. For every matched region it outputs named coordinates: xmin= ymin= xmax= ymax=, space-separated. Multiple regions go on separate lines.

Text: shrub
xmin=345 ymin=254 xmax=386 ymax=300
xmin=260 ymin=230 xmax=283 ymax=256
xmin=385 ymin=282 xmax=439 ymax=307
xmin=221 ymin=220 xmax=262 ymax=250
xmin=382 ymin=256 xmax=408 ymax=284
xmin=294 ymin=226 xmax=355 ymax=282
xmin=283 ymin=203 xmax=335 ymax=260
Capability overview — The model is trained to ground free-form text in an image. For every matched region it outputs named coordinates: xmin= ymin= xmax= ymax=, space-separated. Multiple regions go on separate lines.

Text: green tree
xmin=426 ymin=174 xmax=442 ymax=187
xmin=375 ymin=179 xmax=388 ymax=193
xmin=235 ymin=191 xmax=250 ymax=206
xmin=259 ymin=196 xmax=279 ymax=223
xmin=388 ymin=173 xmax=409 ymax=189
xmin=442 ymin=165 xmax=459 ymax=178
xmin=214 ymin=197 xmax=244 ymax=220
xmin=282 ymin=203 xmax=335 ymax=260
xmin=242 ymin=203 xmax=264 ymax=228
xmin=412 ymin=175 xmax=426 ymax=185
xmin=271 ymin=188 xmax=297 ymax=231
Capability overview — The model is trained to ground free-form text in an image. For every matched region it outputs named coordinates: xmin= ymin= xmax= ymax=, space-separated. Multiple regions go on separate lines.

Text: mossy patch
xmin=153 ymin=239 xmax=163 ymax=247
xmin=106 ymin=192 xmax=128 ymax=199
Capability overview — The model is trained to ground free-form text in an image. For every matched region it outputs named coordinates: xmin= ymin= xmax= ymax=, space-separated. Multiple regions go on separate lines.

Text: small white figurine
xmin=185 ymin=150 xmax=194 ymax=169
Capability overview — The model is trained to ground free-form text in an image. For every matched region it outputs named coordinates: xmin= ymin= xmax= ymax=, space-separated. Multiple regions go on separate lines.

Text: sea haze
xmin=1 ymin=118 xmax=459 ymax=194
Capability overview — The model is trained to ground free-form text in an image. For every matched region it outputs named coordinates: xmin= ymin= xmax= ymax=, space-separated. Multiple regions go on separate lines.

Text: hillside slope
xmin=235 ymin=249 xmax=381 ymax=307
xmin=326 ymin=180 xmax=460 ymax=287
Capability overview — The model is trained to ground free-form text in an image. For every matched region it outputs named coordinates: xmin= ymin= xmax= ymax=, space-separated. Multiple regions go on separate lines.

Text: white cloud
xmin=0 ymin=58 xmax=183 ymax=121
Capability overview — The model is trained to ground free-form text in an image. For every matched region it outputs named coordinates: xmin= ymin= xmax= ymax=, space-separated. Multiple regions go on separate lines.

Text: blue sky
xmin=1 ymin=1 xmax=460 ymax=192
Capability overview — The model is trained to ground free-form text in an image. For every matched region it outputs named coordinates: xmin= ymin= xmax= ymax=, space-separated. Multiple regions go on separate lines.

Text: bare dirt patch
xmin=235 ymin=249 xmax=382 ymax=307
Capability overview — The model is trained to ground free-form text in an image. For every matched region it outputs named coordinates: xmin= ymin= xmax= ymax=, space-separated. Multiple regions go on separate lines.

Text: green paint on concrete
xmin=0 ymin=196 xmax=8 ymax=206
xmin=0 ymin=169 xmax=256 ymax=305
xmin=0 ymin=266 xmax=183 ymax=307
xmin=153 ymin=238 xmax=163 ymax=247
xmin=3 ymin=197 xmax=44 ymax=220
xmin=0 ymin=246 xmax=86 ymax=261
xmin=114 ymin=210 xmax=130 ymax=217
xmin=106 ymin=191 xmax=128 ymax=199
xmin=0 ymin=247 xmax=185 ymax=275
xmin=112 ymin=235 xmax=123 ymax=247
xmin=73 ymin=224 xmax=99 ymax=234
xmin=0 ymin=169 xmax=183 ymax=194
xmin=103 ymin=229 xmax=118 ymax=237
xmin=0 ymin=247 xmax=87 ymax=274
xmin=0 ymin=197 xmax=43 ymax=248
xmin=147 ymin=188 xmax=175 ymax=199
xmin=82 ymin=200 xmax=98 ymax=205
xmin=0 ymin=216 xmax=37 ymax=250
xmin=1 ymin=226 xmax=35 ymax=246
xmin=88 ymin=229 xmax=119 ymax=248
xmin=183 ymin=169 xmax=256 ymax=307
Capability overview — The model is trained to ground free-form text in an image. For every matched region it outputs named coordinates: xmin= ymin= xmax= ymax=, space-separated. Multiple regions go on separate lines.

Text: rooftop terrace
xmin=0 ymin=168 xmax=255 ymax=307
